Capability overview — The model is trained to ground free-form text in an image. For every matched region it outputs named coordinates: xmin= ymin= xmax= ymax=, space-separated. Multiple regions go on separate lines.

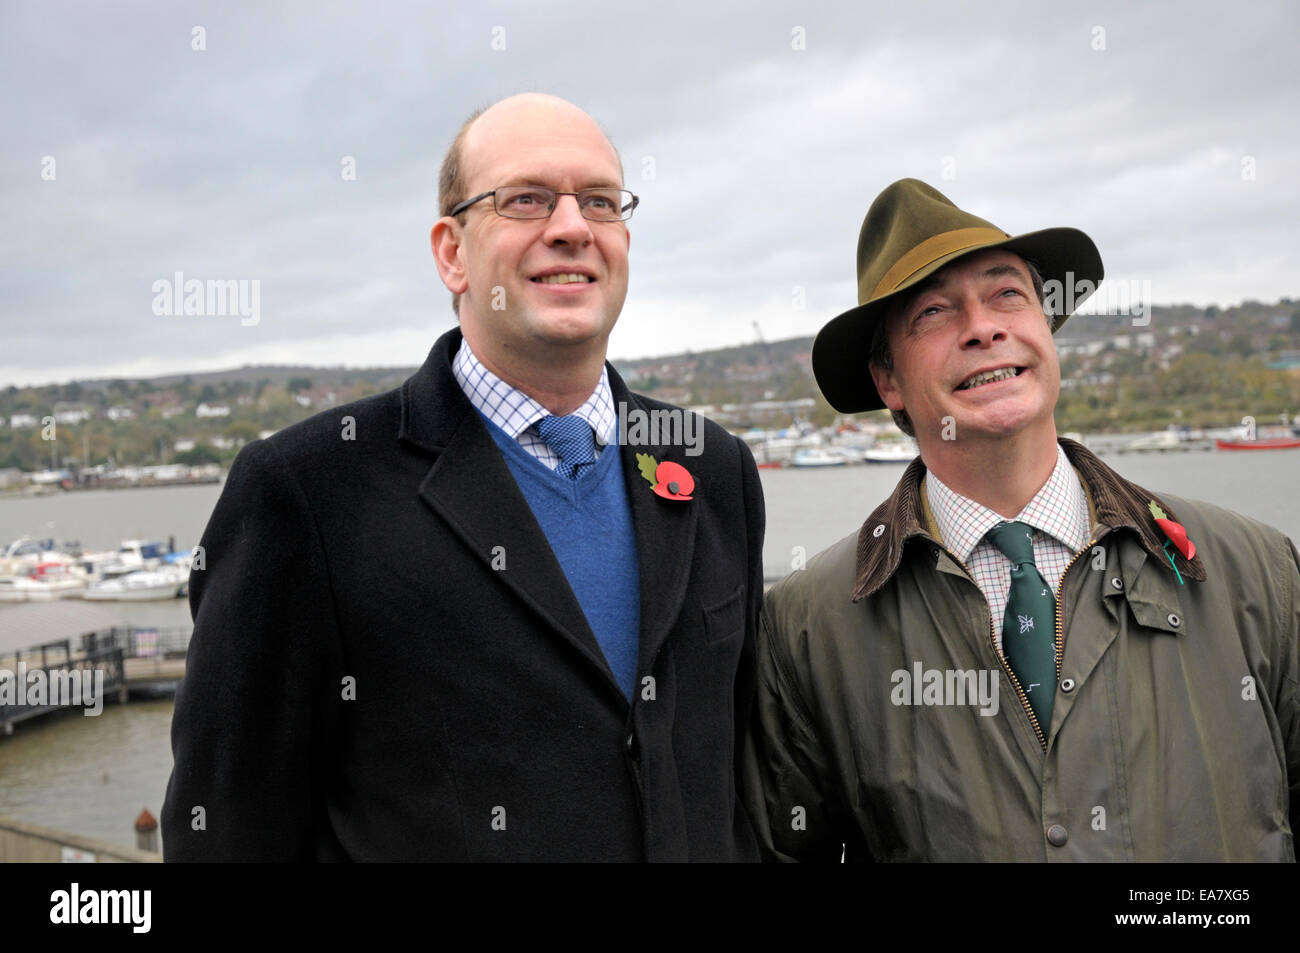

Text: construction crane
xmin=752 ymin=321 xmax=773 ymax=368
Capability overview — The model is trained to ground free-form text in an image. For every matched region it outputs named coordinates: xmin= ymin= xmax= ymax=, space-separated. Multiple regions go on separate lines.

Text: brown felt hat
xmin=812 ymin=178 xmax=1104 ymax=413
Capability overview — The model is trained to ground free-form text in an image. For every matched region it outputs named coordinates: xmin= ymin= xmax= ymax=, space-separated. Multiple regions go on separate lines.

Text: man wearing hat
xmin=741 ymin=178 xmax=1300 ymax=861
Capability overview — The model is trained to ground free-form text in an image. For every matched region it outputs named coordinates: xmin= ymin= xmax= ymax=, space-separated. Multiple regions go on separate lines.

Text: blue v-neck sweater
xmin=483 ymin=418 xmax=641 ymax=700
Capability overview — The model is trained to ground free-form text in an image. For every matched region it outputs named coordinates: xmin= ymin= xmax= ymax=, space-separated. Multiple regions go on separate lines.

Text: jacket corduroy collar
xmin=851 ymin=437 xmax=1206 ymax=601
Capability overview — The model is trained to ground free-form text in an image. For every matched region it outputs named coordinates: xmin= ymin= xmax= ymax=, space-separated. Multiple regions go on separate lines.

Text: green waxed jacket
xmin=742 ymin=439 xmax=1299 ymax=862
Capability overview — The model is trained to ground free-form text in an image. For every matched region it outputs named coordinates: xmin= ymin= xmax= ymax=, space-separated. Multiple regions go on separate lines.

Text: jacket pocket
xmin=702 ymin=587 xmax=745 ymax=644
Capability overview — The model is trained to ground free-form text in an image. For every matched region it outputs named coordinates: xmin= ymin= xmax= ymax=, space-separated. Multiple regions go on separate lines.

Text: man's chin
xmin=915 ymin=405 xmax=1050 ymax=446
xmin=524 ymin=311 xmax=618 ymax=350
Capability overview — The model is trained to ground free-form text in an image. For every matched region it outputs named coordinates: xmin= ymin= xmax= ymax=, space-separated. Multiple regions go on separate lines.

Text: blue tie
xmin=535 ymin=414 xmax=597 ymax=480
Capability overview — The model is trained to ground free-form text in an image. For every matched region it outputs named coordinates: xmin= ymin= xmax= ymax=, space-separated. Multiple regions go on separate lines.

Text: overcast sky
xmin=2 ymin=0 xmax=1296 ymax=387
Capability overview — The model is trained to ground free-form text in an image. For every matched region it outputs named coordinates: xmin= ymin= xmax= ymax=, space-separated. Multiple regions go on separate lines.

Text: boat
xmin=0 ymin=537 xmax=62 ymax=576
xmin=1215 ymin=437 xmax=1300 ymax=451
xmin=83 ymin=562 xmax=189 ymax=601
xmin=790 ymin=449 xmax=847 ymax=468
xmin=89 ymin=539 xmax=171 ymax=579
xmin=862 ymin=440 xmax=917 ymax=464
xmin=830 ymin=446 xmax=868 ymax=464
xmin=0 ymin=561 xmax=89 ymax=602
xmin=1125 ymin=431 xmax=1181 ymax=452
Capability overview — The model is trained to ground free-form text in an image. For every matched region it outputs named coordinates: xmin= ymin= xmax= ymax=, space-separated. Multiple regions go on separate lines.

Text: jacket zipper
xmin=941 ymin=538 xmax=1099 ymax=750
xmin=934 ymin=543 xmax=1045 ymax=746
xmin=1047 ymin=538 xmax=1101 ymax=740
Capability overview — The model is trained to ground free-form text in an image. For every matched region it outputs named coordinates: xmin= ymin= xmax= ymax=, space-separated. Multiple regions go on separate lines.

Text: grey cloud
xmin=1 ymin=0 xmax=1296 ymax=385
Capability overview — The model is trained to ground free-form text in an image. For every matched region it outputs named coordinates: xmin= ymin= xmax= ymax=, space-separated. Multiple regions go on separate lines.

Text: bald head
xmin=439 ymin=94 xmax=622 ymax=221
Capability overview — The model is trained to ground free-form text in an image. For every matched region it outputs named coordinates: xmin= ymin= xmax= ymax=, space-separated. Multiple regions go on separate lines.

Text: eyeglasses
xmin=449 ymin=186 xmax=640 ymax=222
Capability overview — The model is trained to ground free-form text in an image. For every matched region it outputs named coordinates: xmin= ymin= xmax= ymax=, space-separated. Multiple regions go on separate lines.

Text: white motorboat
xmin=791 ymin=449 xmax=848 ymax=468
xmin=862 ymin=440 xmax=917 ymax=463
xmin=1125 ymin=431 xmax=1180 ymax=452
xmin=91 ymin=539 xmax=170 ymax=579
xmin=84 ymin=562 xmax=189 ymax=602
xmin=0 ymin=561 xmax=89 ymax=602
xmin=0 ymin=537 xmax=63 ymax=577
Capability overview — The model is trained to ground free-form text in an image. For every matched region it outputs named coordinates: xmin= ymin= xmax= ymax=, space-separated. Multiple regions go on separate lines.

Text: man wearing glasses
xmin=163 ymin=94 xmax=765 ymax=861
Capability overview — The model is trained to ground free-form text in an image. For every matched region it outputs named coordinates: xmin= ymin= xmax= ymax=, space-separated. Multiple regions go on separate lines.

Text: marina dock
xmin=0 ymin=602 xmax=189 ymax=734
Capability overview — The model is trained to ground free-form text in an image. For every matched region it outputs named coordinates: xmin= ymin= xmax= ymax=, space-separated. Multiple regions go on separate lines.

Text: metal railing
xmin=0 ymin=643 xmax=124 ymax=732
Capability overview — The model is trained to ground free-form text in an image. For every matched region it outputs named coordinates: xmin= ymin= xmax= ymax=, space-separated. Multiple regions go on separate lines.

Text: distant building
xmin=174 ymin=439 xmax=196 ymax=453
xmin=196 ymin=403 xmax=231 ymax=418
xmin=8 ymin=414 xmax=38 ymax=429
xmin=645 ymin=387 xmax=692 ymax=405
xmin=1055 ymin=338 xmax=1108 ymax=357
xmin=53 ymin=405 xmax=92 ymax=424
xmin=106 ymin=406 xmax=135 ymax=421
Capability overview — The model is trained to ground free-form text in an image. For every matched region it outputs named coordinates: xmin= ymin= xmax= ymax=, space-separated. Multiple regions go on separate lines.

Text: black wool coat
xmin=162 ymin=328 xmax=765 ymax=861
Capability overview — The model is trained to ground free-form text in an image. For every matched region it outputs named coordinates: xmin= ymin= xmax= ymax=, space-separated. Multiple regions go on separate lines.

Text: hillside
xmin=2 ymin=298 xmax=1298 ymax=474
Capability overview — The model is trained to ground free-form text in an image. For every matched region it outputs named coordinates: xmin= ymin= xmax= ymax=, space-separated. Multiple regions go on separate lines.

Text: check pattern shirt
xmin=925 ymin=444 xmax=1091 ymax=654
xmin=452 ymin=338 xmax=618 ymax=471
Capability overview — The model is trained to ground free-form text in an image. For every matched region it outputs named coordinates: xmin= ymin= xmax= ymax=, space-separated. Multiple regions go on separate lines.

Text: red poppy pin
xmin=636 ymin=453 xmax=694 ymax=501
xmin=1148 ymin=501 xmax=1196 ymax=561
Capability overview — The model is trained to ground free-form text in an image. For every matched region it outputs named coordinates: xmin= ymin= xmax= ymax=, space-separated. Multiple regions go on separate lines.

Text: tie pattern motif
xmin=535 ymin=415 xmax=597 ymax=480
xmin=984 ymin=520 xmax=1057 ymax=734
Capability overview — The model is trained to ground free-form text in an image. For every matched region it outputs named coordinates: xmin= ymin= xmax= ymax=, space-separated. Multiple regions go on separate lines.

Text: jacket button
xmin=873 ymin=524 xmax=885 ymax=538
xmin=1167 ymin=613 xmax=1181 ymax=627
xmin=1046 ymin=824 xmax=1069 ymax=847
xmin=625 ymin=732 xmax=640 ymax=762
xmin=1060 ymin=678 xmax=1076 ymax=693
xmin=1110 ymin=577 xmax=1123 ymax=590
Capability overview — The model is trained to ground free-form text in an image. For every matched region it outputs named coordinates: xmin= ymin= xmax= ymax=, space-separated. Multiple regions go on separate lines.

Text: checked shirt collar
xmin=926 ymin=443 xmax=1090 ymax=566
xmin=453 ymin=337 xmax=618 ymax=469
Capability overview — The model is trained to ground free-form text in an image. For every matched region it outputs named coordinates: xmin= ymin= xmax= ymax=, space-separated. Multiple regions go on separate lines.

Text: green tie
xmin=985 ymin=521 xmax=1056 ymax=734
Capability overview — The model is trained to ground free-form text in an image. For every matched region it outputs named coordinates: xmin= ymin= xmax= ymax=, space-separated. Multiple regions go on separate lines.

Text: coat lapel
xmin=399 ymin=330 xmax=619 ymax=691
xmin=609 ymin=374 xmax=700 ymax=675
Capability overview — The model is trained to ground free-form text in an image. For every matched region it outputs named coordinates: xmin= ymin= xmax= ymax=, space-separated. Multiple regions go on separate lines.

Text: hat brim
xmin=812 ymin=227 xmax=1104 ymax=414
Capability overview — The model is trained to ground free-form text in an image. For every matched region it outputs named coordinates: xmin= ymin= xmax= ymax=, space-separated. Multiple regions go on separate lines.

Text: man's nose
xmin=543 ymin=194 xmax=594 ymax=246
xmin=958 ymin=300 xmax=1008 ymax=348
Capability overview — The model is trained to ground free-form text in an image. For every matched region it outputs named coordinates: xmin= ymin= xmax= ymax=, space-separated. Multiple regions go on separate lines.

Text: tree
xmin=1162 ymin=353 xmax=1225 ymax=398
xmin=175 ymin=444 xmax=221 ymax=465
xmin=1225 ymin=330 xmax=1255 ymax=359
xmin=222 ymin=420 xmax=261 ymax=444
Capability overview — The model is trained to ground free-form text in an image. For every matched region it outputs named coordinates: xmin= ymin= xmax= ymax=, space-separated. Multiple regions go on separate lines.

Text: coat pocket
xmin=702 ymin=587 xmax=745 ymax=644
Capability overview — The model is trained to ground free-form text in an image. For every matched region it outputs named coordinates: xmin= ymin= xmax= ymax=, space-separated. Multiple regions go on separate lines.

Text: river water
xmin=1 ymin=447 xmax=1296 ymax=850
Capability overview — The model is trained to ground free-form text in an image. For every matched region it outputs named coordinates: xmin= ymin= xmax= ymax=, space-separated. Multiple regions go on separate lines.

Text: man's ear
xmin=870 ymin=362 xmax=906 ymax=413
xmin=431 ymin=218 xmax=469 ymax=295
